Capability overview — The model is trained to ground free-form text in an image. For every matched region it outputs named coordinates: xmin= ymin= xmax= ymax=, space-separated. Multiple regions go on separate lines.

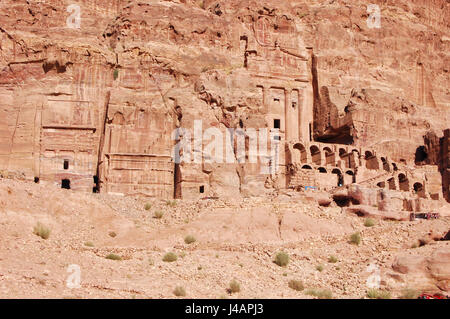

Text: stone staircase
xmin=358 ymin=171 xmax=393 ymax=186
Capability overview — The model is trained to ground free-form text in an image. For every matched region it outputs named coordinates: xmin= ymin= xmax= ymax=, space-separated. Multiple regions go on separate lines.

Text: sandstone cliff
xmin=0 ymin=0 xmax=448 ymax=200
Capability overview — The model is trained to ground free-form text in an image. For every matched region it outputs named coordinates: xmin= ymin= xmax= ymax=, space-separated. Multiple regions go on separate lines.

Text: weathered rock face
xmin=0 ymin=0 xmax=448 ymax=201
xmin=440 ymin=130 xmax=450 ymax=202
xmin=392 ymin=247 xmax=450 ymax=293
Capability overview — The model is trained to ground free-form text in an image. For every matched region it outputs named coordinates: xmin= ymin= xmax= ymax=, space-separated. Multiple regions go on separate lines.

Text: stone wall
xmin=441 ymin=130 xmax=450 ymax=202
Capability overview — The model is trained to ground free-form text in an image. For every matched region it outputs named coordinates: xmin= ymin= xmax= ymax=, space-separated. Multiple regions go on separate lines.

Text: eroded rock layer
xmin=0 ymin=0 xmax=448 ymax=204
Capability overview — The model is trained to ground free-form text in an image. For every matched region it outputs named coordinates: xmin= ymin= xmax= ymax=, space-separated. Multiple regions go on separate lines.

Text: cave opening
xmin=333 ymin=196 xmax=350 ymax=207
xmin=274 ymin=119 xmax=281 ymax=129
xmin=377 ymin=181 xmax=385 ymax=188
xmin=93 ymin=176 xmax=99 ymax=193
xmin=61 ymin=179 xmax=71 ymax=190
xmin=414 ymin=146 xmax=428 ymax=164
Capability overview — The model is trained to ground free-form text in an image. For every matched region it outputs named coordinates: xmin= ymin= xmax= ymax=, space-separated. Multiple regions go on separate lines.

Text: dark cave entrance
xmin=61 ymin=179 xmax=71 ymax=190
xmin=414 ymin=146 xmax=428 ymax=164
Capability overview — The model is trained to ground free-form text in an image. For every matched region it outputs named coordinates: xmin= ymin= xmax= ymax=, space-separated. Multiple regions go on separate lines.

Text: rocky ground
xmin=0 ymin=177 xmax=448 ymax=299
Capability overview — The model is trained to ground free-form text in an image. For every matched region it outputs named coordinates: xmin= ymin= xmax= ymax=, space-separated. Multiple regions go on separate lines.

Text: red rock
xmin=392 ymin=255 xmax=428 ymax=274
xmin=0 ymin=0 xmax=447 ymax=206
xmin=392 ymin=247 xmax=450 ymax=293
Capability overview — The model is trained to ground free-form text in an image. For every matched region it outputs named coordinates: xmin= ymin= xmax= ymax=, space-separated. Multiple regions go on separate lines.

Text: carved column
xmin=261 ymin=86 xmax=268 ymax=114
xmin=284 ymin=89 xmax=290 ymax=141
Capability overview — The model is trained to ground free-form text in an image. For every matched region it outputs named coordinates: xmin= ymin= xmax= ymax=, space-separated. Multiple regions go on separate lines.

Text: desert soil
xmin=0 ymin=178 xmax=448 ymax=299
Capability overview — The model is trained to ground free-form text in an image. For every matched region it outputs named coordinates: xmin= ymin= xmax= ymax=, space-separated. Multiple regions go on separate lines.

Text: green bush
xmin=163 ymin=252 xmax=178 ymax=262
xmin=173 ymin=286 xmax=186 ymax=297
xmin=166 ymin=200 xmax=177 ymax=207
xmin=316 ymin=264 xmax=324 ymax=272
xmin=288 ymin=280 xmax=304 ymax=291
xmin=328 ymin=256 xmax=338 ymax=263
xmin=184 ymin=235 xmax=196 ymax=244
xmin=33 ymin=222 xmax=51 ymax=240
xmin=274 ymin=251 xmax=289 ymax=267
xmin=153 ymin=211 xmax=164 ymax=219
xmin=364 ymin=218 xmax=375 ymax=227
xmin=84 ymin=241 xmax=94 ymax=247
xmin=106 ymin=253 xmax=122 ymax=261
xmin=305 ymin=288 xmax=333 ymax=299
xmin=109 ymin=231 xmax=117 ymax=238
xmin=350 ymin=232 xmax=361 ymax=245
xmin=229 ymin=280 xmax=241 ymax=293
xmin=367 ymin=289 xmax=391 ymax=299
xmin=144 ymin=203 xmax=152 ymax=211
xmin=113 ymin=69 xmax=119 ymax=80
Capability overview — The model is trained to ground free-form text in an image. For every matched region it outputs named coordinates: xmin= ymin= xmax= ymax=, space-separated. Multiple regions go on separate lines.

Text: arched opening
xmin=365 ymin=151 xmax=379 ymax=170
xmin=310 ymin=145 xmax=321 ymax=165
xmin=293 ymin=143 xmax=307 ymax=163
xmin=381 ymin=157 xmax=390 ymax=172
xmin=413 ymin=182 xmax=423 ymax=192
xmin=332 ymin=168 xmax=343 ymax=187
xmin=34 ymin=177 xmax=40 ymax=184
xmin=377 ymin=181 xmax=386 ymax=188
xmin=345 ymin=170 xmax=355 ymax=184
xmin=323 ymin=147 xmax=335 ymax=165
xmin=338 ymin=148 xmax=349 ymax=168
xmin=392 ymin=163 xmax=398 ymax=171
xmin=398 ymin=173 xmax=409 ymax=192
xmin=302 ymin=165 xmax=312 ymax=170
xmin=61 ymin=179 xmax=71 ymax=190
xmin=414 ymin=146 xmax=428 ymax=165
xmin=318 ymin=167 xmax=327 ymax=173
xmin=413 ymin=182 xmax=425 ymax=198
xmin=388 ymin=178 xmax=396 ymax=190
